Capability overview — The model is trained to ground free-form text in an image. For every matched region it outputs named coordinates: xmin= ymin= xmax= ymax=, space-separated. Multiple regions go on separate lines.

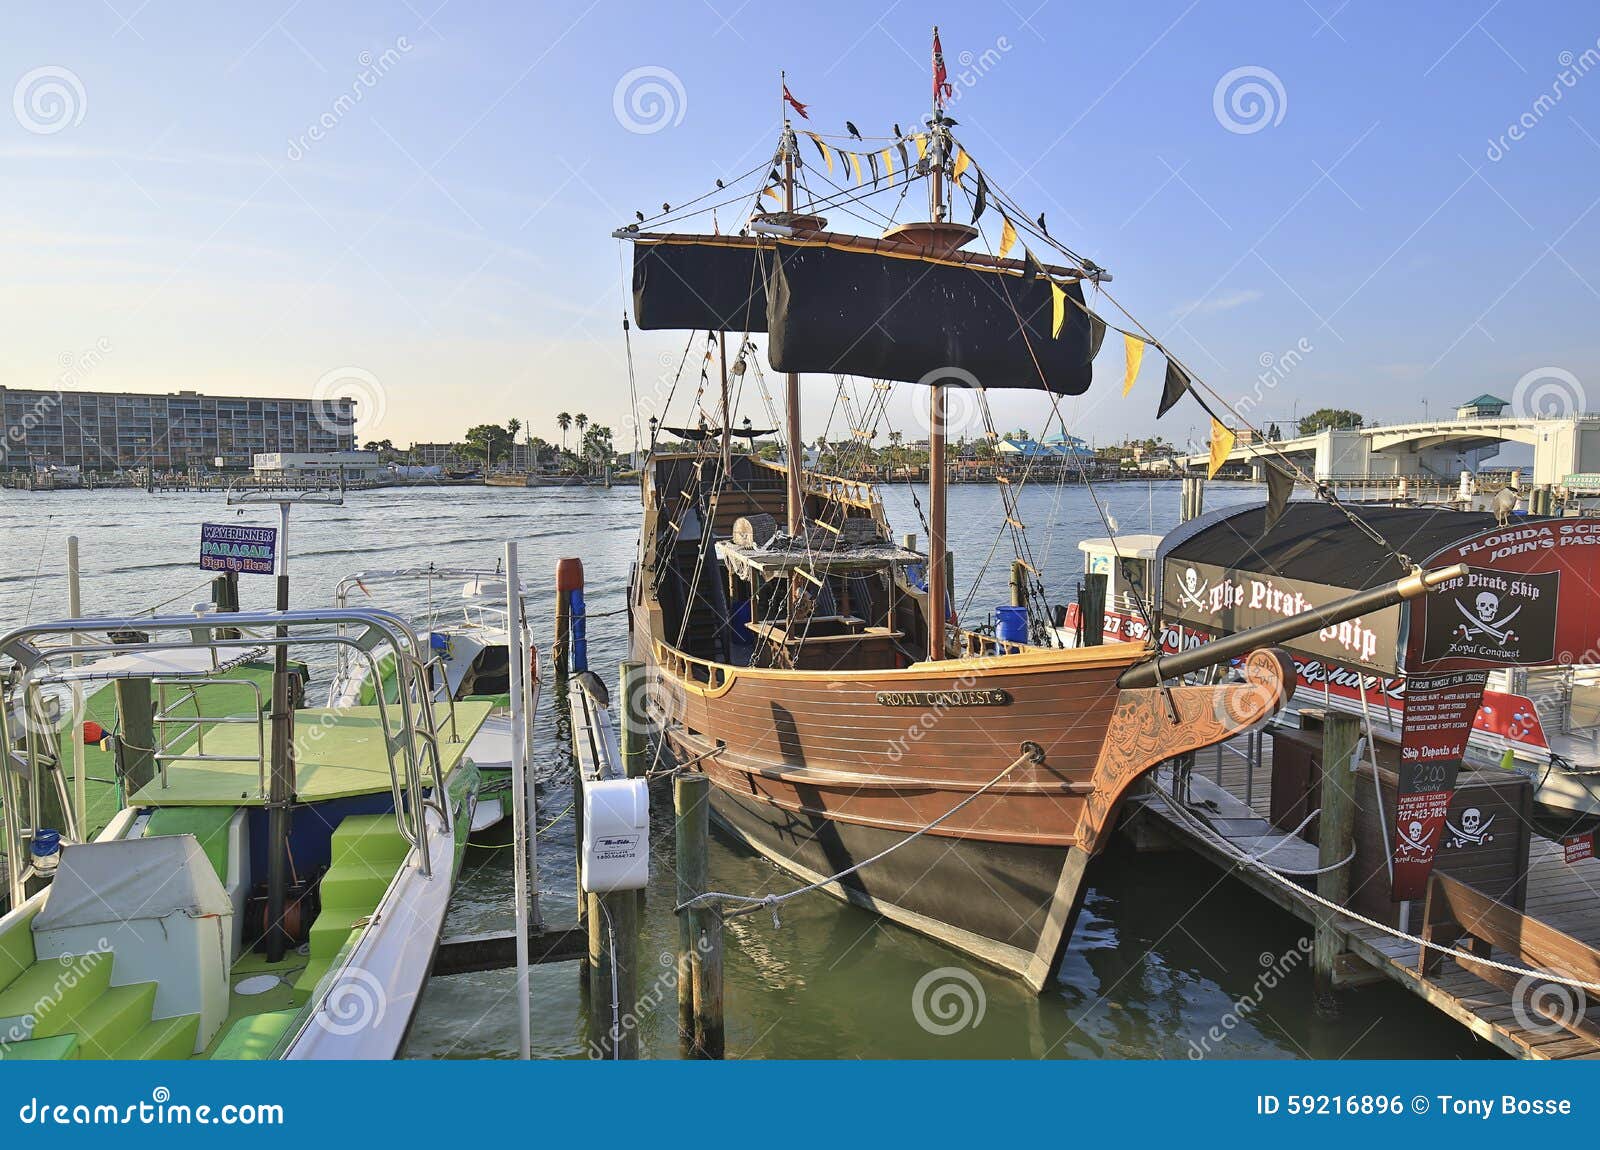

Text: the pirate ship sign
xmin=1421 ymin=567 xmax=1560 ymax=666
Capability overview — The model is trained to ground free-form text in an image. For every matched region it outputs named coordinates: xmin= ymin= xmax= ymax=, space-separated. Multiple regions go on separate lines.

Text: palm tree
xmin=575 ymin=413 xmax=589 ymax=438
xmin=506 ymin=418 xmax=521 ymax=471
xmin=557 ymin=412 xmax=571 ymax=452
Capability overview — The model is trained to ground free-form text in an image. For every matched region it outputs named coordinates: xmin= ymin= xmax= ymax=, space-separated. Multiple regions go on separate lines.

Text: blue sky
xmin=5 ymin=1 xmax=1600 ymax=453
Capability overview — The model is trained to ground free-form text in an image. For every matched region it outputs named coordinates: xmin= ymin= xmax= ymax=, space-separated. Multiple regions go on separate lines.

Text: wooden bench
xmin=1419 ymin=871 xmax=1600 ymax=1044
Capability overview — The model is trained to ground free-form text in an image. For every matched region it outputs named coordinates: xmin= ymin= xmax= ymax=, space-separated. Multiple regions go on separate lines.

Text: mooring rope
xmin=1154 ymin=773 xmax=1600 ymax=995
xmin=676 ymin=750 xmax=1033 ymax=925
xmin=1161 ymin=787 xmax=1354 ymax=877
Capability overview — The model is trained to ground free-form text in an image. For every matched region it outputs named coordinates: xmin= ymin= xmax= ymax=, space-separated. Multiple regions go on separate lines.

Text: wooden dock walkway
xmin=1132 ymin=734 xmax=1600 ymax=1060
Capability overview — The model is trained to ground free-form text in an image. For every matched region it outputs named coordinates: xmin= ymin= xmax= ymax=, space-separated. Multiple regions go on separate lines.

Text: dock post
xmin=1009 ymin=558 xmax=1027 ymax=608
xmin=112 ymin=679 xmax=156 ymax=794
xmin=587 ymin=884 xmax=639 ymax=1059
xmin=554 ymin=557 xmax=583 ymax=683
xmin=619 ymin=661 xmax=648 ymax=779
xmin=620 ymin=660 xmax=649 ymax=914
xmin=1313 ymin=711 xmax=1361 ymax=1014
xmin=674 ymin=773 xmax=724 ymax=1058
xmin=66 ymin=536 xmax=86 ymax=838
xmin=673 ymin=775 xmax=699 ymax=1055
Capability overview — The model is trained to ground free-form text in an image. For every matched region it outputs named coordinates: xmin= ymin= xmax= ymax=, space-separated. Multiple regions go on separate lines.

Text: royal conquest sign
xmin=876 ymin=689 xmax=1012 ymax=707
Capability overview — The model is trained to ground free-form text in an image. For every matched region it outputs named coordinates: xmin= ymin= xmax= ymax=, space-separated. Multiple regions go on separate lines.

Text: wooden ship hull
xmin=630 ymin=454 xmax=1294 ymax=989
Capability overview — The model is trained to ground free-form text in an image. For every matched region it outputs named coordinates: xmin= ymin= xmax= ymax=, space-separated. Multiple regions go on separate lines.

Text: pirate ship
xmin=615 ymin=31 xmax=1463 ymax=988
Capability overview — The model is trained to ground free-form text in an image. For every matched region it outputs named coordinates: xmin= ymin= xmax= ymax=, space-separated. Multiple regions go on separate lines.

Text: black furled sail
xmin=632 ymin=232 xmax=1101 ymax=395
xmin=767 ymin=240 xmax=1098 ymax=394
xmin=632 ymin=236 xmax=770 ymax=333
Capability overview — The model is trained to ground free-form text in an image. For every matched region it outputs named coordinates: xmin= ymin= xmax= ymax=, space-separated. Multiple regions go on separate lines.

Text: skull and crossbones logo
xmin=1396 ymin=819 xmax=1434 ymax=857
xmin=1454 ymin=590 xmax=1521 ymax=645
xmin=1445 ymin=806 xmax=1496 ymax=848
xmin=1178 ymin=566 xmax=1208 ymax=611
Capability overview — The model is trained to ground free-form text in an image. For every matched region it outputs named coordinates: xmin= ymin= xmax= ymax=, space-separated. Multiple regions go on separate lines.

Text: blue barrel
xmin=570 ymin=588 xmax=589 ymax=672
xmin=995 ymin=605 xmax=1029 ymax=645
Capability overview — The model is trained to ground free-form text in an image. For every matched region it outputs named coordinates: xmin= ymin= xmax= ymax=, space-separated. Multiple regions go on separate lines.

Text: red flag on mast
xmin=783 ymin=83 xmax=809 ymax=120
xmin=932 ymin=28 xmax=952 ymax=109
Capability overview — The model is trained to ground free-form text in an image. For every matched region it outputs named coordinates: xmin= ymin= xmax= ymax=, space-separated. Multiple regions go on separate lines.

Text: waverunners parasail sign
xmin=199 ymin=523 xmax=278 ymax=575
xmin=1388 ymin=518 xmax=1598 ymax=898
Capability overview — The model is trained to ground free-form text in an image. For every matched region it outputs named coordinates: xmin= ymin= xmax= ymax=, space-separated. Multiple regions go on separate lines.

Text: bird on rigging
xmin=715 ymin=178 xmax=724 ymax=189
xmin=1036 ymin=212 xmax=1049 ymax=236
xmin=634 ymin=210 xmax=644 ymax=222
xmin=845 ymin=121 xmax=862 ymax=140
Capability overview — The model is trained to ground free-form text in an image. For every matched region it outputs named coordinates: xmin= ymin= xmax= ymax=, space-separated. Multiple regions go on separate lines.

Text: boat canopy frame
xmin=0 ymin=607 xmax=450 ymax=907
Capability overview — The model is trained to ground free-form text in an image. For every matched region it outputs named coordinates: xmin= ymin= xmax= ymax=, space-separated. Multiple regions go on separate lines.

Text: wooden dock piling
xmin=619 ymin=660 xmax=648 ymax=779
xmin=1314 ymin=711 xmax=1361 ymax=1013
xmin=588 ymin=885 xmax=639 ymax=1059
xmin=674 ymin=773 xmax=724 ymax=1058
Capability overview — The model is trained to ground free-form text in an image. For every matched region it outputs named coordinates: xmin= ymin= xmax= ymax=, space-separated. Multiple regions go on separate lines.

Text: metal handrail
xmin=0 ymin=608 xmax=451 ymax=901
xmin=330 ymin=566 xmax=525 ymax=688
xmin=152 ymin=677 xmax=266 ymax=794
xmin=424 ymin=654 xmax=460 ymax=744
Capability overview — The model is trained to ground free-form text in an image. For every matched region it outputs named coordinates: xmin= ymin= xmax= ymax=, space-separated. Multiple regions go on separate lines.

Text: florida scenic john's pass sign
xmin=199 ymin=523 xmax=278 ymax=575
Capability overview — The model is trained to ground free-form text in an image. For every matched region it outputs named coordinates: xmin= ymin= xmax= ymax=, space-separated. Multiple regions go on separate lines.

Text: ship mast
xmin=781 ymin=78 xmax=804 ymax=537
xmin=925 ymin=28 xmax=949 ymax=660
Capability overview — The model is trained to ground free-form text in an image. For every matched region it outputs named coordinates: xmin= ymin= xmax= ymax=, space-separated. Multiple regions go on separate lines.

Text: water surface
xmin=0 ymin=481 xmax=1496 ymax=1059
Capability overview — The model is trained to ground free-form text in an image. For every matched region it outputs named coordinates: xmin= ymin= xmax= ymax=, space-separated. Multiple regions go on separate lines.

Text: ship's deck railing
xmin=654 ymin=641 xmax=731 ymax=691
xmin=953 ymin=628 xmax=1033 ymax=658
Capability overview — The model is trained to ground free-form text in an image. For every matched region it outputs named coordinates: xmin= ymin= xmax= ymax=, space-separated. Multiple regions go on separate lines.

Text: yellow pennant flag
xmin=1121 ymin=334 xmax=1145 ymax=397
xmin=914 ymin=133 xmax=928 ymax=160
xmin=1050 ymin=282 xmax=1067 ymax=338
xmin=806 ymin=132 xmax=833 ymax=174
xmin=849 ymin=151 xmax=863 ymax=185
xmin=998 ymin=215 xmax=1018 ymax=261
xmin=1208 ymin=419 xmax=1236 ymax=479
xmin=762 ymin=186 xmax=780 ymax=202
xmin=952 ymin=148 xmax=970 ymax=181
xmin=881 ymin=147 xmax=894 ymax=181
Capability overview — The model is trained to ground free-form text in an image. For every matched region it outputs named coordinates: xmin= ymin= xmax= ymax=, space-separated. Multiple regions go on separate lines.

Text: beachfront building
xmin=0 ymin=386 xmax=357 ymax=471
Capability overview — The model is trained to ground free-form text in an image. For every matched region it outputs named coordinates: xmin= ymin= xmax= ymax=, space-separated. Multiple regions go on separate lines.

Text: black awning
xmin=1163 ymin=504 xmax=1501 ymax=590
xmin=1157 ymin=503 xmax=1503 ymax=672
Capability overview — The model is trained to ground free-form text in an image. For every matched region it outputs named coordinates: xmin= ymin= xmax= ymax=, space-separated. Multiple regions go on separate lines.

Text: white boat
xmin=0 ymin=608 xmax=511 ymax=1060
xmin=327 ymin=568 xmax=534 ymax=835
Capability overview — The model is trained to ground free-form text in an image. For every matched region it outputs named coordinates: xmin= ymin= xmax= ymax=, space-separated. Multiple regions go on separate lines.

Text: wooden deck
xmin=1132 ymin=731 xmax=1600 ymax=1060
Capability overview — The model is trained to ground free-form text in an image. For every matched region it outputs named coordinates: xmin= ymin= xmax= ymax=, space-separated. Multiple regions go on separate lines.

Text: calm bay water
xmin=0 ymin=481 xmax=1494 ymax=1059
